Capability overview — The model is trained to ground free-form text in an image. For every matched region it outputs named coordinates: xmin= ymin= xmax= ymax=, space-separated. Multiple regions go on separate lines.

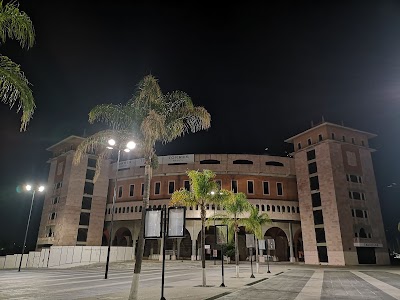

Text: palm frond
xmin=0 ymin=54 xmax=34 ymax=131
xmin=129 ymin=74 xmax=163 ymax=112
xmin=0 ymin=1 xmax=35 ymax=49
xmin=88 ymin=103 xmax=137 ymax=130
xmin=170 ymin=188 xmax=196 ymax=207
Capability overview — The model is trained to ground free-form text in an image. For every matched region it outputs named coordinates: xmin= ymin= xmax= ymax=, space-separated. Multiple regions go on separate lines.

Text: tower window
xmin=231 ymin=180 xmax=238 ymax=193
xmin=277 ymin=182 xmax=283 ymax=196
xmin=184 ymin=180 xmax=190 ymax=191
xmin=331 ymin=133 xmax=335 ymax=140
xmin=168 ymin=181 xmax=175 ymax=194
xmin=308 ymin=162 xmax=317 ymax=174
xmin=129 ymin=184 xmax=135 ymax=197
xmin=118 ymin=186 xmax=123 ymax=198
xmin=312 ymin=193 xmax=321 ymax=207
xmin=307 ymin=149 xmax=316 ymax=161
xmin=298 ymin=142 xmax=301 ymax=150
xmin=309 ymin=176 xmax=320 ymax=191
xmin=263 ymin=181 xmax=270 ymax=195
xmin=318 ymin=134 xmax=323 ymax=142
xmin=307 ymin=138 xmax=312 ymax=146
xmin=154 ymin=182 xmax=161 ymax=195
xmin=342 ymin=136 xmax=346 ymax=142
xmin=247 ymin=181 xmax=254 ymax=194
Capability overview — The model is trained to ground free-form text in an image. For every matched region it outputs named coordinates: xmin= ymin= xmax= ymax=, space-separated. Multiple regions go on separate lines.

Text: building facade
xmin=36 ymin=122 xmax=390 ymax=265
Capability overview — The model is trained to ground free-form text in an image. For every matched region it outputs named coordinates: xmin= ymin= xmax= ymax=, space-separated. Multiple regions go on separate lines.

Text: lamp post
xmin=215 ymin=224 xmax=228 ymax=287
xmin=18 ymin=184 xmax=45 ymax=272
xmin=105 ymin=138 xmax=136 ymax=280
xmin=246 ymin=234 xmax=255 ymax=278
xmin=145 ymin=206 xmax=186 ymax=300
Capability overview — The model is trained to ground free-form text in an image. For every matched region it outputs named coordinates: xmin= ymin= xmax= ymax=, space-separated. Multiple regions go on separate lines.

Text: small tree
xmin=210 ymin=192 xmax=251 ymax=278
xmin=241 ymin=205 xmax=271 ymax=273
xmin=170 ymin=169 xmax=230 ymax=287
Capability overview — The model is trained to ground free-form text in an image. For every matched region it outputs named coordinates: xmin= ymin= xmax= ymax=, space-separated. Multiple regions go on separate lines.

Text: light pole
xmin=215 ymin=224 xmax=228 ymax=287
xmin=105 ymin=138 xmax=136 ymax=279
xmin=18 ymin=184 xmax=45 ymax=272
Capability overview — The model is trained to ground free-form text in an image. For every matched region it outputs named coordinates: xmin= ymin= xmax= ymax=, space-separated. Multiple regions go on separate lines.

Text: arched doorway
xmin=293 ymin=228 xmax=303 ymax=262
xmin=113 ymin=227 xmax=132 ymax=246
xmin=165 ymin=227 xmax=192 ymax=259
xmin=264 ymin=227 xmax=289 ymax=261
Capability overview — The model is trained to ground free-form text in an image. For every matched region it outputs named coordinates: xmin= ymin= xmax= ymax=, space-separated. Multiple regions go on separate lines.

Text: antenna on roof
xmin=83 ymin=128 xmax=87 ymax=138
xmin=311 ymin=120 xmax=314 ymax=128
xmin=322 ymin=115 xmax=325 ymax=123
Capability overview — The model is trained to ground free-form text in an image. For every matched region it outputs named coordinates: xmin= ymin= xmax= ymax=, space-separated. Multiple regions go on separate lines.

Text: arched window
xmin=265 ymin=161 xmax=284 ymax=167
xmin=212 ymin=205 xmax=215 ymax=210
xmin=153 ymin=205 xmax=156 ymax=209
xmin=297 ymin=207 xmax=300 ymax=213
xmin=272 ymin=205 xmax=275 ymax=212
xmin=277 ymin=206 xmax=280 ymax=212
xmin=267 ymin=205 xmax=270 ymax=211
xmin=200 ymin=159 xmax=221 ymax=164
xmin=139 ymin=206 xmax=142 ymax=212
xmin=261 ymin=205 xmax=265 ymax=211
xmin=282 ymin=206 xmax=285 ymax=212
xmin=217 ymin=205 xmax=220 ymax=210
xmin=135 ymin=206 xmax=138 ymax=212
xmin=359 ymin=228 xmax=367 ymax=238
xmin=233 ymin=159 xmax=253 ymax=164
xmin=196 ymin=205 xmax=199 ymax=210
xmin=292 ymin=206 xmax=295 ymax=213
xmin=256 ymin=204 xmax=260 ymax=211
xmin=206 ymin=204 xmax=210 ymax=210
xmin=157 ymin=205 xmax=161 ymax=209
xmin=287 ymin=206 xmax=290 ymax=213
xmin=123 ymin=207 xmax=126 ymax=213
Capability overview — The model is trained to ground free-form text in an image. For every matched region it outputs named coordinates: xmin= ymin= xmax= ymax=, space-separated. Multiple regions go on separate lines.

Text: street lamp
xmin=104 ymin=138 xmax=136 ymax=279
xmin=18 ymin=184 xmax=45 ymax=272
xmin=215 ymin=224 xmax=228 ymax=287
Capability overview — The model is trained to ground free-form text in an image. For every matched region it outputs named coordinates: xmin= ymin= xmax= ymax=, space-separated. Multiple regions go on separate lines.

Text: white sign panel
xmin=267 ymin=239 xmax=275 ymax=250
xmin=145 ymin=210 xmax=161 ymax=239
xmin=246 ymin=234 xmax=255 ymax=248
xmin=205 ymin=245 xmax=210 ymax=249
xmin=258 ymin=239 xmax=266 ymax=250
xmin=168 ymin=208 xmax=185 ymax=237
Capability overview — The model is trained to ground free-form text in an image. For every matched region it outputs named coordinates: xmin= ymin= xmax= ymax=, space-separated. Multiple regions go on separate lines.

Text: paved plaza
xmin=0 ymin=261 xmax=400 ymax=299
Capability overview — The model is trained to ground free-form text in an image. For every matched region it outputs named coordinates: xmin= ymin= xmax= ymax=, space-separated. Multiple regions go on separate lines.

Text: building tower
xmin=285 ymin=122 xmax=389 ymax=265
xmin=36 ymin=136 xmax=110 ymax=249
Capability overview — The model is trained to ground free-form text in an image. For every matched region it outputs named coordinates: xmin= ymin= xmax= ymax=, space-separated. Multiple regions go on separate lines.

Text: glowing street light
xmin=104 ymin=138 xmax=136 ymax=279
xmin=18 ymin=184 xmax=45 ymax=272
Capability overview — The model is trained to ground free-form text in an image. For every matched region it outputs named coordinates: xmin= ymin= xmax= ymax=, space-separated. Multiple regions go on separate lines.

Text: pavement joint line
xmin=294 ymin=269 xmax=323 ymax=300
xmin=204 ymin=291 xmax=232 ymax=300
xmin=245 ymin=277 xmax=268 ymax=286
xmin=351 ymin=271 xmax=400 ymax=300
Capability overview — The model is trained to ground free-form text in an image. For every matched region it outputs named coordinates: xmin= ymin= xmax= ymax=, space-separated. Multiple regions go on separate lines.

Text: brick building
xmin=36 ymin=122 xmax=390 ymax=265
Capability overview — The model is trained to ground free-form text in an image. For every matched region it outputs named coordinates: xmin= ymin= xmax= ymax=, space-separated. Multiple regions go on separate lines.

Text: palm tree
xmin=0 ymin=1 xmax=35 ymax=131
xmin=73 ymin=75 xmax=211 ymax=300
xmin=170 ymin=169 xmax=230 ymax=287
xmin=210 ymin=192 xmax=251 ymax=278
xmin=241 ymin=205 xmax=271 ymax=273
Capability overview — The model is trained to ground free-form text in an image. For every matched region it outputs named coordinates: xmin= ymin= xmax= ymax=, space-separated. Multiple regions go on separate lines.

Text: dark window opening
xmin=79 ymin=212 xmax=90 ymax=226
xmin=233 ymin=159 xmax=253 ymax=164
xmin=184 ymin=180 xmax=190 ymax=191
xmin=82 ymin=197 xmax=92 ymax=210
xmin=263 ymin=182 xmax=270 ymax=194
xmin=353 ymin=192 xmax=361 ymax=200
xmin=331 ymin=133 xmax=335 ymax=140
xmin=359 ymin=228 xmax=367 ymax=238
xmin=310 ymin=176 xmax=319 ymax=191
xmin=352 ymin=137 xmax=355 ymax=144
xmin=129 ymin=184 xmax=134 ymax=197
xmin=313 ymin=210 xmax=324 ymax=225
xmin=77 ymin=228 xmax=88 ymax=242
xmin=215 ymin=180 xmax=222 ymax=189
xmin=118 ymin=186 xmax=123 ymax=198
xmin=84 ymin=182 xmax=94 ymax=195
xmin=308 ymin=162 xmax=317 ymax=174
xmin=155 ymin=182 xmax=161 ymax=195
xmin=342 ymin=136 xmax=346 ymax=142
xmin=265 ymin=161 xmax=284 ymax=167
xmin=317 ymin=246 xmax=328 ymax=263
xmin=200 ymin=159 xmax=220 ymax=164
xmin=307 ymin=150 xmax=316 ymax=161
xmin=277 ymin=182 xmax=283 ymax=195
xmin=272 ymin=205 xmax=275 ymax=212
xmin=318 ymin=134 xmax=323 ymax=141
xmin=85 ymin=169 xmax=95 ymax=181
xmin=87 ymin=158 xmax=97 ymax=168
xmin=168 ymin=181 xmax=175 ymax=194
xmin=355 ymin=209 xmax=363 ymax=218
xmin=168 ymin=163 xmax=188 ymax=165
xmin=349 ymin=175 xmax=359 ymax=183
xmin=247 ymin=181 xmax=254 ymax=194
xmin=232 ymin=180 xmax=238 ymax=193
xmin=308 ymin=138 xmax=312 ymax=145
xmin=315 ymin=228 xmax=326 ymax=243
xmin=298 ymin=143 xmax=301 ymax=150
xmin=141 ymin=183 xmax=144 ymax=196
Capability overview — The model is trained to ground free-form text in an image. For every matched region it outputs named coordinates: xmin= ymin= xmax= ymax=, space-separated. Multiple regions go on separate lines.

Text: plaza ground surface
xmin=1 ymin=260 xmax=400 ymax=299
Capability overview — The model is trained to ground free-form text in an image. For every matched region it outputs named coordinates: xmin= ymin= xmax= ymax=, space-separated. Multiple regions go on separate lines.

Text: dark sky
xmin=1 ymin=1 xmax=400 ymax=252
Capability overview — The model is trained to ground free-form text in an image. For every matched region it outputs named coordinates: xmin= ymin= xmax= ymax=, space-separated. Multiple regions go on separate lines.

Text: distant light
xmin=106 ymin=146 xmax=113 ymax=150
xmin=25 ymin=184 xmax=32 ymax=191
xmin=38 ymin=186 xmax=45 ymax=192
xmin=210 ymin=191 xmax=215 ymax=195
xmin=108 ymin=139 xmax=116 ymax=146
xmin=124 ymin=148 xmax=130 ymax=153
xmin=126 ymin=141 xmax=136 ymax=150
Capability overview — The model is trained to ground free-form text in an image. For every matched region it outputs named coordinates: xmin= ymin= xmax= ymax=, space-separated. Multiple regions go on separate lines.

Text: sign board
xmin=115 ymin=154 xmax=195 ymax=170
xmin=215 ymin=225 xmax=228 ymax=245
xmin=267 ymin=238 xmax=275 ymax=250
xmin=205 ymin=244 xmax=210 ymax=249
xmin=258 ymin=239 xmax=266 ymax=250
xmin=246 ymin=234 xmax=255 ymax=248
xmin=213 ymin=249 xmax=218 ymax=257
xmin=144 ymin=210 xmax=162 ymax=239
xmin=354 ymin=242 xmax=383 ymax=248
xmin=168 ymin=207 xmax=186 ymax=238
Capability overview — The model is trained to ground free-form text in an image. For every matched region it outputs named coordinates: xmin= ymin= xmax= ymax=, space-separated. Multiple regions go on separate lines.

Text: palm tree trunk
xmin=129 ymin=162 xmax=152 ymax=300
xmin=255 ymin=237 xmax=260 ymax=273
xmin=235 ymin=225 xmax=239 ymax=278
xmin=201 ymin=204 xmax=206 ymax=287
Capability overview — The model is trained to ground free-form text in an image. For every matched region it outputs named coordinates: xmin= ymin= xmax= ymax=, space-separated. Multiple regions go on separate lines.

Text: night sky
xmin=1 ymin=1 xmax=400 ymax=253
